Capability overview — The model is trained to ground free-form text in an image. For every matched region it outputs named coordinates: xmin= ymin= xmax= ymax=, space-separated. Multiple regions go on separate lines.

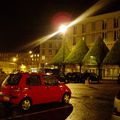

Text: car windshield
xmin=2 ymin=74 xmax=22 ymax=85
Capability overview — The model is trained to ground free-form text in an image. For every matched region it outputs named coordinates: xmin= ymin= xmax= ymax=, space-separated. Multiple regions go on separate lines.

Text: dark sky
xmin=0 ymin=0 xmax=120 ymax=52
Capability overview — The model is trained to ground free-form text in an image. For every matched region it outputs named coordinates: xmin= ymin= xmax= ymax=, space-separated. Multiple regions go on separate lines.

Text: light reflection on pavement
xmin=66 ymin=83 xmax=120 ymax=120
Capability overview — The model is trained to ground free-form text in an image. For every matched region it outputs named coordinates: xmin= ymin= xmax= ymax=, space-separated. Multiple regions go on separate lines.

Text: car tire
xmin=62 ymin=93 xmax=70 ymax=104
xmin=19 ymin=98 xmax=32 ymax=111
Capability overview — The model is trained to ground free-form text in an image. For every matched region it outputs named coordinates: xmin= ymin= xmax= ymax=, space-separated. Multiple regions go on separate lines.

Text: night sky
xmin=0 ymin=0 xmax=120 ymax=52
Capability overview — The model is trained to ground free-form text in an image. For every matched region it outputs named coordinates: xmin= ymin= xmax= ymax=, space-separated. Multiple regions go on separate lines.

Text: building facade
xmin=65 ymin=11 xmax=120 ymax=50
xmin=64 ymin=11 xmax=120 ymax=79
xmin=0 ymin=11 xmax=120 ymax=78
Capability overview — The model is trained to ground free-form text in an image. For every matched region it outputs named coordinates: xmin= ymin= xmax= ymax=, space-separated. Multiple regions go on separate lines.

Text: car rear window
xmin=3 ymin=74 xmax=22 ymax=85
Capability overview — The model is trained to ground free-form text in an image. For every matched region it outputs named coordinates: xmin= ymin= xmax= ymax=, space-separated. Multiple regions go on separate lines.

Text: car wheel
xmin=62 ymin=93 xmax=70 ymax=104
xmin=19 ymin=98 xmax=32 ymax=111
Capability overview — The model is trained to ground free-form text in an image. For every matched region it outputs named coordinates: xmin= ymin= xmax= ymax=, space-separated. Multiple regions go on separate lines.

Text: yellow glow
xmin=23 ymin=31 xmax=59 ymax=49
xmin=30 ymin=54 xmax=33 ymax=58
xmin=29 ymin=51 xmax=32 ymax=54
xmin=59 ymin=25 xmax=67 ymax=33
xmin=20 ymin=64 xmax=26 ymax=72
xmin=13 ymin=57 xmax=17 ymax=62
xmin=23 ymin=0 xmax=113 ymax=50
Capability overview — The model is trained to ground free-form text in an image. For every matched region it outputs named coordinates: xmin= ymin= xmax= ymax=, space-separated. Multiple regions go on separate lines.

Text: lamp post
xmin=59 ymin=25 xmax=67 ymax=73
xmin=12 ymin=57 xmax=18 ymax=71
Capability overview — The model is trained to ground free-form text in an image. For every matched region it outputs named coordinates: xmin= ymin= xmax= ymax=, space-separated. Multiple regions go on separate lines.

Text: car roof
xmin=11 ymin=72 xmax=44 ymax=76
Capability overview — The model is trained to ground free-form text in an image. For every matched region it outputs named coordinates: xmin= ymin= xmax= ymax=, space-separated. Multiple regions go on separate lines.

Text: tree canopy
xmin=64 ymin=39 xmax=89 ymax=65
xmin=103 ymin=39 xmax=120 ymax=66
xmin=82 ymin=37 xmax=109 ymax=66
xmin=50 ymin=41 xmax=70 ymax=65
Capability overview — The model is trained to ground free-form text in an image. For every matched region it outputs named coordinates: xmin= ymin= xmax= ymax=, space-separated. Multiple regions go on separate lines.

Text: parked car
xmin=0 ymin=72 xmax=71 ymax=111
xmin=65 ymin=72 xmax=85 ymax=83
xmin=53 ymin=72 xmax=66 ymax=83
xmin=44 ymin=69 xmax=66 ymax=82
xmin=85 ymin=72 xmax=100 ymax=84
xmin=65 ymin=72 xmax=99 ymax=84
xmin=113 ymin=90 xmax=120 ymax=116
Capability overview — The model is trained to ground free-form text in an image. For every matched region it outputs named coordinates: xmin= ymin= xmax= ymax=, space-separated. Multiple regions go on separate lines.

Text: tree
xmin=50 ymin=41 xmax=71 ymax=72
xmin=103 ymin=39 xmax=120 ymax=66
xmin=82 ymin=37 xmax=109 ymax=78
xmin=64 ymin=39 xmax=89 ymax=72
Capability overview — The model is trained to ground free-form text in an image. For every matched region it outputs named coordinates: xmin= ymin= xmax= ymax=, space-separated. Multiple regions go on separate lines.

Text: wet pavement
xmin=0 ymin=81 xmax=120 ymax=120
xmin=66 ymin=81 xmax=120 ymax=120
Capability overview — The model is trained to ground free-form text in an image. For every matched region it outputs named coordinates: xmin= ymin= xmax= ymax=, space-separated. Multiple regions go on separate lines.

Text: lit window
xmin=82 ymin=24 xmax=86 ymax=33
xmin=37 ymin=54 xmax=39 ymax=57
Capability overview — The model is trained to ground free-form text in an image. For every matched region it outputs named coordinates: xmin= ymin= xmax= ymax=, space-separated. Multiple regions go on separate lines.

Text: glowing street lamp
xmin=59 ymin=24 xmax=67 ymax=73
xmin=59 ymin=24 xmax=67 ymax=33
xmin=13 ymin=57 xmax=17 ymax=62
xmin=29 ymin=50 xmax=32 ymax=54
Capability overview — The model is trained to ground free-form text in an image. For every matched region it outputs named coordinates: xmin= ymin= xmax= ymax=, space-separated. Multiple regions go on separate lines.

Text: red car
xmin=0 ymin=72 xmax=71 ymax=111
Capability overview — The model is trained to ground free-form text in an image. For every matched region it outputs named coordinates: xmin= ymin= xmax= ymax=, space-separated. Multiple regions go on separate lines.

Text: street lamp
xmin=12 ymin=57 xmax=18 ymax=71
xmin=59 ymin=25 xmax=67 ymax=33
xmin=29 ymin=50 xmax=32 ymax=54
xmin=13 ymin=57 xmax=17 ymax=62
xmin=59 ymin=24 xmax=67 ymax=73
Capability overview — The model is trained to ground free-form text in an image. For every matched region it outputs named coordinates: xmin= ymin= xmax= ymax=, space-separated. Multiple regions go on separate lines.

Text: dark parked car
xmin=84 ymin=72 xmax=100 ymax=84
xmin=44 ymin=69 xmax=66 ymax=82
xmin=53 ymin=72 xmax=66 ymax=83
xmin=66 ymin=72 xmax=85 ymax=83
xmin=83 ymin=72 xmax=100 ymax=84
xmin=66 ymin=72 xmax=99 ymax=84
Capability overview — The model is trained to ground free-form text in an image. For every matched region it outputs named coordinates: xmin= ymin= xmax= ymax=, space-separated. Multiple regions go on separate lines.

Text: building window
xmin=91 ymin=22 xmax=95 ymax=31
xmin=48 ymin=50 xmax=52 ymax=55
xmin=102 ymin=33 xmax=104 ymax=39
xmin=42 ymin=44 xmax=45 ymax=48
xmin=118 ymin=30 xmax=120 ymax=38
xmin=114 ymin=31 xmax=117 ymax=41
xmin=91 ymin=34 xmax=95 ymax=41
xmin=73 ymin=37 xmax=76 ymax=46
xmin=102 ymin=32 xmax=107 ymax=39
xmin=102 ymin=21 xmax=107 ymax=30
xmin=42 ymin=50 xmax=45 ymax=55
xmin=73 ymin=26 xmax=77 ymax=34
xmin=82 ymin=24 xmax=86 ymax=33
xmin=114 ymin=18 xmax=118 ymax=28
xmin=49 ymin=43 xmax=52 ymax=48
